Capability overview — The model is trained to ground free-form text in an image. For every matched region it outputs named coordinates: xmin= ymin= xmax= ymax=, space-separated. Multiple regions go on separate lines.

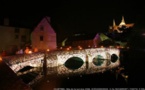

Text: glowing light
xmin=78 ymin=45 xmax=82 ymax=49
xmin=46 ymin=49 xmax=50 ymax=52
xmin=69 ymin=46 xmax=72 ymax=49
xmin=24 ymin=47 xmax=31 ymax=54
xmin=79 ymin=47 xmax=82 ymax=50
xmin=66 ymin=48 xmax=70 ymax=50
xmin=127 ymin=47 xmax=130 ymax=49
xmin=60 ymin=47 xmax=63 ymax=49
xmin=125 ymin=75 xmax=128 ymax=79
xmin=142 ymin=33 xmax=145 ymax=36
xmin=116 ymin=46 xmax=120 ymax=49
xmin=0 ymin=56 xmax=2 ymax=61
xmin=88 ymin=45 xmax=90 ymax=48
xmin=34 ymin=47 xmax=38 ymax=52
xmin=28 ymin=50 xmax=32 ymax=54
xmin=101 ymin=46 xmax=104 ymax=48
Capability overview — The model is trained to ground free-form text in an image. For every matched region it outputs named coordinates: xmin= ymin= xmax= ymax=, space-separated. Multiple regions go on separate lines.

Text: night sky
xmin=0 ymin=0 xmax=145 ymax=34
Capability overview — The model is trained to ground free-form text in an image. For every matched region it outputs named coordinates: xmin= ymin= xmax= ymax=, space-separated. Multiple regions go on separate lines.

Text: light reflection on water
xmin=44 ymin=48 xmax=120 ymax=76
xmin=45 ymin=59 xmax=120 ymax=76
xmin=18 ymin=48 xmax=122 ymax=86
xmin=18 ymin=57 xmax=129 ymax=88
xmin=17 ymin=58 xmax=120 ymax=77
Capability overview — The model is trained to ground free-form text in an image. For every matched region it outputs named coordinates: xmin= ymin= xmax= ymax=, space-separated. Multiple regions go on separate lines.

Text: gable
xmin=33 ymin=16 xmax=56 ymax=34
xmin=99 ymin=33 xmax=111 ymax=41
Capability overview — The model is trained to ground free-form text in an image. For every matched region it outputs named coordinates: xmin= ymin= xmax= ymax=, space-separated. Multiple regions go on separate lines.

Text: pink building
xmin=31 ymin=16 xmax=57 ymax=51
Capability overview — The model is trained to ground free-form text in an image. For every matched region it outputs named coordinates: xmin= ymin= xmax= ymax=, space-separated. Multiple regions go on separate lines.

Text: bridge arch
xmin=83 ymin=48 xmax=120 ymax=71
xmin=3 ymin=53 xmax=44 ymax=73
xmin=57 ymin=53 xmax=86 ymax=66
xmin=111 ymin=53 xmax=119 ymax=63
xmin=3 ymin=48 xmax=120 ymax=75
xmin=64 ymin=56 xmax=84 ymax=70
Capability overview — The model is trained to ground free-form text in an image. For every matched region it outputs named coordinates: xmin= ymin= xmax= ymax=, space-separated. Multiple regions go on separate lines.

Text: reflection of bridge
xmin=3 ymin=48 xmax=120 ymax=75
xmin=48 ymin=48 xmax=120 ymax=75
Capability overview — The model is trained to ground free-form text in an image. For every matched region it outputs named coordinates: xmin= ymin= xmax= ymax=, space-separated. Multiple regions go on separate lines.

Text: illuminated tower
xmin=107 ymin=16 xmax=134 ymax=43
xmin=109 ymin=19 xmax=117 ymax=33
xmin=119 ymin=16 xmax=126 ymax=27
xmin=113 ymin=19 xmax=116 ymax=27
xmin=111 ymin=19 xmax=122 ymax=33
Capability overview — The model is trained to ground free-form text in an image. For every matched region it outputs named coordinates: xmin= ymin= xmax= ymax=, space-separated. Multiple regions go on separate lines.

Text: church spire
xmin=119 ymin=16 xmax=126 ymax=26
xmin=113 ymin=19 xmax=116 ymax=27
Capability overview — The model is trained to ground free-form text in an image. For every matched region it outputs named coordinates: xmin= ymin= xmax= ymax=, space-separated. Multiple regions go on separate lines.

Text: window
xmin=15 ymin=35 xmax=19 ymax=39
xmin=40 ymin=26 xmax=44 ymax=31
xmin=21 ymin=35 xmax=26 ymax=42
xmin=40 ymin=36 xmax=43 ymax=41
xmin=15 ymin=28 xmax=20 ymax=33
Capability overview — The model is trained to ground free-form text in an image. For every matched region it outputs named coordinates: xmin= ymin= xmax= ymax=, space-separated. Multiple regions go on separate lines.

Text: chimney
xmin=4 ymin=18 xmax=9 ymax=26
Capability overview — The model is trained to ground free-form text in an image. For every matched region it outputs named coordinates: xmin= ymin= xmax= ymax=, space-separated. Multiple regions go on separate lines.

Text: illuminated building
xmin=61 ymin=33 xmax=99 ymax=48
xmin=109 ymin=16 xmax=134 ymax=34
xmin=60 ymin=16 xmax=134 ymax=48
xmin=31 ymin=16 xmax=57 ymax=51
xmin=61 ymin=33 xmax=113 ymax=48
xmin=107 ymin=16 xmax=134 ymax=47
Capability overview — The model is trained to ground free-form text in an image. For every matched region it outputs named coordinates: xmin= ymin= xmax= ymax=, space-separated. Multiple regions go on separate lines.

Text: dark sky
xmin=0 ymin=0 xmax=145 ymax=35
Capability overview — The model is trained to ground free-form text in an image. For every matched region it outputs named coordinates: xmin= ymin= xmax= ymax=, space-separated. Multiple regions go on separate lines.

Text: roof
xmin=62 ymin=32 xmax=112 ymax=43
xmin=65 ymin=33 xmax=97 ymax=42
xmin=32 ymin=16 xmax=56 ymax=34
xmin=99 ymin=33 xmax=112 ymax=41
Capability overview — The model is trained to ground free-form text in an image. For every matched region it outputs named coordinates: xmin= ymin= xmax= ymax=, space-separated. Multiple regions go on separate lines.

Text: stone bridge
xmin=3 ymin=52 xmax=44 ymax=73
xmin=3 ymin=48 xmax=120 ymax=75
xmin=47 ymin=48 xmax=120 ymax=75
